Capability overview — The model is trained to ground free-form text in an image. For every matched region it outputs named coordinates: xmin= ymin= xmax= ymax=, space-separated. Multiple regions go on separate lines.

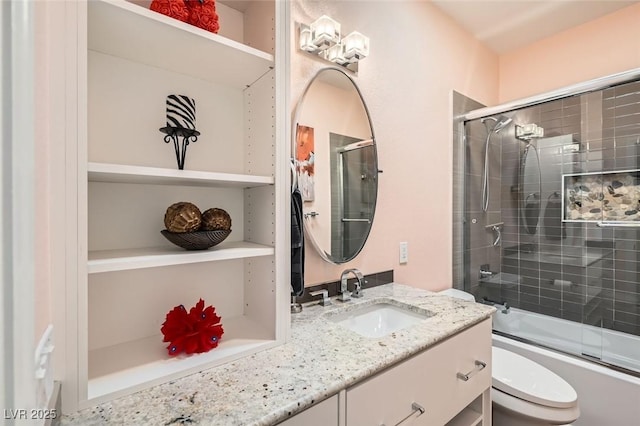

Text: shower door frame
xmin=452 ymin=67 xmax=640 ymax=377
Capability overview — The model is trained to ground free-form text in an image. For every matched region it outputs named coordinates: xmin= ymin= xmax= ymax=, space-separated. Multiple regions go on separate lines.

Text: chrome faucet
xmin=339 ymin=268 xmax=364 ymax=301
xmin=481 ymin=297 xmax=510 ymax=314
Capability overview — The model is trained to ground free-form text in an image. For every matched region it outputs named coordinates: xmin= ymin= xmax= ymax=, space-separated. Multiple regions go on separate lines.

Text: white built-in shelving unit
xmin=59 ymin=0 xmax=288 ymax=412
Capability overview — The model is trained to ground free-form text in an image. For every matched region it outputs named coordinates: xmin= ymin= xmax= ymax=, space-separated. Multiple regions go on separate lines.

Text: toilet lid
xmin=492 ymin=346 xmax=578 ymax=408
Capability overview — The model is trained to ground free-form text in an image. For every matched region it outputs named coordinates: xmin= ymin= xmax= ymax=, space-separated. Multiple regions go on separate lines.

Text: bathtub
xmin=493 ymin=307 xmax=640 ymax=373
xmin=492 ymin=308 xmax=640 ymax=425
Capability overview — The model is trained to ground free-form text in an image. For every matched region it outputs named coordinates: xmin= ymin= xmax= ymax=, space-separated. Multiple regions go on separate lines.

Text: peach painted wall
xmin=499 ymin=2 xmax=640 ymax=102
xmin=292 ymin=1 xmax=498 ymax=290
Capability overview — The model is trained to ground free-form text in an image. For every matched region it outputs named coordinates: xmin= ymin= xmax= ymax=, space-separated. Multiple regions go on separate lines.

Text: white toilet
xmin=438 ymin=289 xmax=580 ymax=426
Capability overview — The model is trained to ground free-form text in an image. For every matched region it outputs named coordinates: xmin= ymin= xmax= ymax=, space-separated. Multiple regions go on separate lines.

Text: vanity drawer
xmin=345 ymin=319 xmax=491 ymax=426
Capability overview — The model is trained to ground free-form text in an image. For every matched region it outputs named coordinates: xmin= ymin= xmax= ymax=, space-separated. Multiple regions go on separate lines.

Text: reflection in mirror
xmin=520 ymin=142 xmax=541 ymax=235
xmin=293 ymin=68 xmax=377 ymax=264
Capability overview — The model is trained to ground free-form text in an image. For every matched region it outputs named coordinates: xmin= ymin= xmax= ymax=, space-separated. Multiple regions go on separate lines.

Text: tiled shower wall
xmin=458 ymin=80 xmax=640 ymax=337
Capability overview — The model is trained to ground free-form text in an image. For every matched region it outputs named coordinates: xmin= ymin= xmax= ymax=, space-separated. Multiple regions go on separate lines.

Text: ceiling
xmin=431 ymin=0 xmax=639 ymax=54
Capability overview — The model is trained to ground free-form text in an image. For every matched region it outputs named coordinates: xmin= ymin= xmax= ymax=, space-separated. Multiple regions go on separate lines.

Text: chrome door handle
xmin=380 ymin=402 xmax=425 ymax=426
xmin=457 ymin=360 xmax=487 ymax=381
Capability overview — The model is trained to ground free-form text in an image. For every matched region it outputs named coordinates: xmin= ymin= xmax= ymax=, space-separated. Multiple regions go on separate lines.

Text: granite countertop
xmin=61 ymin=283 xmax=495 ymax=426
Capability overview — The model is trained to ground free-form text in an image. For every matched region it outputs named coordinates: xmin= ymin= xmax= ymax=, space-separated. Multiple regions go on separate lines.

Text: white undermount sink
xmin=327 ymin=301 xmax=433 ymax=338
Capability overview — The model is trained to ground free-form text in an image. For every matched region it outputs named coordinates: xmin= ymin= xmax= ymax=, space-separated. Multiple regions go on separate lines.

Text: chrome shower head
xmin=481 ymin=115 xmax=512 ymax=133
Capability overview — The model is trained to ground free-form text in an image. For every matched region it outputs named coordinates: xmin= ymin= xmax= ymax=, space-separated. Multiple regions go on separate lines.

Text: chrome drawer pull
xmin=457 ymin=360 xmax=487 ymax=381
xmin=383 ymin=402 xmax=425 ymax=426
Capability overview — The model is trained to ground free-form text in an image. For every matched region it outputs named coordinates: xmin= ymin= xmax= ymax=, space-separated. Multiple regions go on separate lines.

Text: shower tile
xmin=614 ymin=310 xmax=640 ymax=326
xmin=539 ymin=305 xmax=562 ymax=318
xmin=615 ymin=145 xmax=640 ymax=160
xmin=541 ymin=109 xmax=563 ymax=122
xmin=540 ymin=268 xmax=562 ymax=283
xmin=540 ymin=295 xmax=562 ymax=310
xmin=615 ymin=113 xmax=640 ymax=128
xmin=615 ymin=134 xmax=640 ymax=148
xmin=539 ymin=262 xmax=563 ymax=275
xmin=614 ymin=92 xmax=640 ymax=108
xmin=614 ymin=239 xmax=637 ymax=250
xmin=614 ymin=123 xmax=640 ymax=138
xmin=603 ymin=117 xmax=616 ymax=130
xmin=613 ymin=301 xmax=640 ymax=318
xmin=563 ymin=96 xmax=581 ymax=107
xmin=520 ymin=276 xmax=540 ymax=288
xmin=610 ymin=320 xmax=640 ymax=336
xmin=540 ymin=286 xmax=561 ymax=300
xmin=561 ymin=299 xmax=584 ymax=314
xmin=520 ymin=301 xmax=541 ymax=313
xmin=540 ymin=100 xmax=563 ymax=113
xmin=601 ymin=128 xmax=616 ymax=140
xmin=561 ymin=310 xmax=583 ymax=323
xmin=562 ymin=126 xmax=581 ymax=139
xmin=563 ymin=104 xmax=581 ymax=117
xmin=615 ymin=280 xmax=640 ymax=294
xmin=614 ymin=258 xmax=640 ymax=273
xmin=540 ymin=117 xmax=563 ymax=130
xmin=613 ymin=103 xmax=640 ymax=118
xmin=602 ymin=87 xmax=616 ymax=99
xmin=520 ymin=283 xmax=540 ymax=295
xmin=562 ymin=287 xmax=586 ymax=304
xmin=614 ymin=80 xmax=640 ymax=96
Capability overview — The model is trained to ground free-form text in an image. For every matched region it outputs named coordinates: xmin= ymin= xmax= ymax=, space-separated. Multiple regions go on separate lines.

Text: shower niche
xmin=563 ymin=169 xmax=640 ymax=223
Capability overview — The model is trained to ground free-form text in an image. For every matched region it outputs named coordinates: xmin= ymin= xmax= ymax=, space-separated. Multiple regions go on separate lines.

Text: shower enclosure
xmin=454 ymin=71 xmax=640 ymax=375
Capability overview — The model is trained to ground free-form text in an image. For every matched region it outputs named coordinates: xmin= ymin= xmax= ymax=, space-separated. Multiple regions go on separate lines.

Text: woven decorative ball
xmin=164 ymin=202 xmax=202 ymax=233
xmin=201 ymin=208 xmax=232 ymax=231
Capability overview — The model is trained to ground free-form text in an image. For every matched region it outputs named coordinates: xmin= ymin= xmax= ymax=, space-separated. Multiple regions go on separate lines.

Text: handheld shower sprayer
xmin=480 ymin=115 xmax=513 ymax=212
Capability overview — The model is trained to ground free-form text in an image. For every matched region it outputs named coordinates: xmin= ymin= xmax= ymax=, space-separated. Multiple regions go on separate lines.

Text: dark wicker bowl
xmin=161 ymin=229 xmax=231 ymax=250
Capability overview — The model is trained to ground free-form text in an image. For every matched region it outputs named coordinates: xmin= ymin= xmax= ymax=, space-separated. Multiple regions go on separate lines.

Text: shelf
xmin=88 ymin=162 xmax=274 ymax=188
xmin=88 ymin=241 xmax=274 ymax=274
xmin=445 ymin=406 xmax=483 ymax=426
xmin=88 ymin=315 xmax=276 ymax=400
xmin=88 ymin=0 xmax=274 ymax=89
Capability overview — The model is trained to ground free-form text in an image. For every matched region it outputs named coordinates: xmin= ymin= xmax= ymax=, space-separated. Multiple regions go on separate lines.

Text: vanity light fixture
xmin=298 ymin=15 xmax=370 ymax=73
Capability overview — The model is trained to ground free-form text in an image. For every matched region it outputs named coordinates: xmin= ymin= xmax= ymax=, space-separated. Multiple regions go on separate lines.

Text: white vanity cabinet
xmin=278 ymin=395 xmax=341 ymax=426
xmin=346 ymin=319 xmax=492 ymax=426
xmin=57 ymin=0 xmax=289 ymax=413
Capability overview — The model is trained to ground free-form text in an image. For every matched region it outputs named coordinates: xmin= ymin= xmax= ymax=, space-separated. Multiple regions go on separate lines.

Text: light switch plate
xmin=399 ymin=242 xmax=408 ymax=264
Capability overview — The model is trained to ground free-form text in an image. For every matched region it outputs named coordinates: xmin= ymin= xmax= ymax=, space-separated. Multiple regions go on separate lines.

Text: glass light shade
xmin=342 ymin=31 xmax=369 ymax=62
xmin=310 ymin=15 xmax=340 ymax=50
xmin=324 ymin=42 xmax=349 ymax=65
xmin=299 ymin=25 xmax=318 ymax=53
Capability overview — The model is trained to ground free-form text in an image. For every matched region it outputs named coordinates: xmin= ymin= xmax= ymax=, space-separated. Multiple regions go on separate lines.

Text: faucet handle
xmin=309 ymin=289 xmax=332 ymax=306
xmin=338 ymin=290 xmax=351 ymax=302
xmin=351 ymin=279 xmax=365 ymax=298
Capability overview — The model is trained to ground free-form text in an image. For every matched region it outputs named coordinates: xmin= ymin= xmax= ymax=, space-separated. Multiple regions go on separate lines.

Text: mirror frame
xmin=292 ymin=67 xmax=378 ymax=264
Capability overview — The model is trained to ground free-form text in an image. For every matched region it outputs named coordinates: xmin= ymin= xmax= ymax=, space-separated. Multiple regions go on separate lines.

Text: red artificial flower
xmin=161 ymin=298 xmax=224 ymax=356
xmin=186 ymin=0 xmax=220 ymax=34
xmin=150 ymin=0 xmax=190 ymax=23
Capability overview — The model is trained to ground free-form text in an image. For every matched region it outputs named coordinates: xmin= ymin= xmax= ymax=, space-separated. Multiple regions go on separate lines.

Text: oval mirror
xmin=520 ymin=143 xmax=541 ymax=235
xmin=293 ymin=68 xmax=378 ymax=264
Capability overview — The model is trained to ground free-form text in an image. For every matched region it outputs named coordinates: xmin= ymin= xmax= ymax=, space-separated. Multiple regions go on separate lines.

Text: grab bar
xmin=341 ymin=218 xmax=371 ymax=223
xmin=596 ymin=221 xmax=640 ymax=228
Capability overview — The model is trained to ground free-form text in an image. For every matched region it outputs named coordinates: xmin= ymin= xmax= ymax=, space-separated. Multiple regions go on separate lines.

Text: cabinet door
xmin=278 ymin=395 xmax=339 ymax=426
xmin=346 ymin=319 xmax=491 ymax=426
